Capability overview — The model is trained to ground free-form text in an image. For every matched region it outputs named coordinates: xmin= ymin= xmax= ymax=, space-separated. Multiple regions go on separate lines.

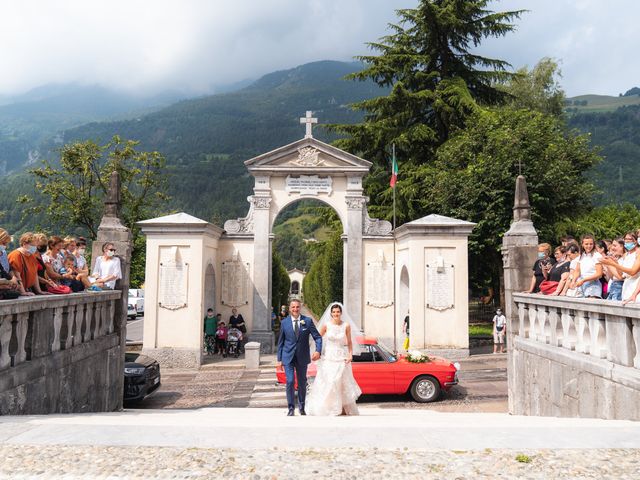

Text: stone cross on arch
xmin=300 ymin=110 xmax=317 ymax=138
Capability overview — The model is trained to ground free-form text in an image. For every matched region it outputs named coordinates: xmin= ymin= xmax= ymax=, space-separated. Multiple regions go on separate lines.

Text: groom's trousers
xmin=284 ymin=358 xmax=308 ymax=410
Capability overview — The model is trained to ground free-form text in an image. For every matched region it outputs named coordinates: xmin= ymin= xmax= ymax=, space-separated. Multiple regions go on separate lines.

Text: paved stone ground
xmin=1 ymin=446 xmax=639 ymax=479
xmin=133 ymin=353 xmax=508 ymax=412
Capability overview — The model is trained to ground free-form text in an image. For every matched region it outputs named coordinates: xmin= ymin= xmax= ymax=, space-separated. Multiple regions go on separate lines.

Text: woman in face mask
xmin=602 ymin=238 xmax=625 ymax=301
xmin=523 ymin=243 xmax=554 ymax=294
xmin=603 ymin=232 xmax=640 ymax=303
xmin=0 ymin=228 xmax=21 ymax=299
xmin=8 ymin=232 xmax=47 ymax=296
xmin=74 ymin=237 xmax=89 ymax=276
xmin=32 ymin=233 xmax=57 ymax=292
xmin=88 ymin=242 xmax=122 ymax=290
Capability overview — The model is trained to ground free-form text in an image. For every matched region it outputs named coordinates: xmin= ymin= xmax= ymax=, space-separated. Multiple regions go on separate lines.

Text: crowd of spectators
xmin=524 ymin=232 xmax=640 ymax=302
xmin=0 ymin=229 xmax=121 ymax=300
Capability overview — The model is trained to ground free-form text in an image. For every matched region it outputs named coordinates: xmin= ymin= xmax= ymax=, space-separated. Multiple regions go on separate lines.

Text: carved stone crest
xmin=252 ymin=196 xmax=271 ymax=209
xmin=364 ymin=213 xmax=393 ymax=236
xmin=345 ymin=196 xmax=367 ymax=210
xmin=224 ymin=196 xmax=256 ymax=234
xmin=293 ymin=147 xmax=326 ymax=167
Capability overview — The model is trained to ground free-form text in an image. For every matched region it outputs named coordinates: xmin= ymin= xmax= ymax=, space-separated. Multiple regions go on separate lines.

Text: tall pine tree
xmin=331 ymin=0 xmax=524 ymax=167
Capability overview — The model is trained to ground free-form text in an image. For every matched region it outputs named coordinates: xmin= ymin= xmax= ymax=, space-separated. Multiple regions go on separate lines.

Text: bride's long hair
xmin=317 ymin=302 xmax=362 ymax=356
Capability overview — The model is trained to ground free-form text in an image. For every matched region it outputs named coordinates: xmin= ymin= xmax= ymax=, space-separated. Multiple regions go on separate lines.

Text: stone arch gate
xmin=139 ymin=117 xmax=474 ymax=367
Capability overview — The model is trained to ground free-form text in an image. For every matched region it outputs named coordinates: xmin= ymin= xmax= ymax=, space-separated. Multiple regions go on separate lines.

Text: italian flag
xmin=390 ymin=151 xmax=398 ymax=188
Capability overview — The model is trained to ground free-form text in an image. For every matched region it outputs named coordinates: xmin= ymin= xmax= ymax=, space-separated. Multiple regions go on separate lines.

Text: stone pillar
xmin=345 ymin=196 xmax=366 ymax=327
xmin=92 ymin=170 xmax=132 ymax=411
xmin=251 ymin=196 xmax=275 ymax=353
xmin=501 ymin=175 xmax=538 ymax=414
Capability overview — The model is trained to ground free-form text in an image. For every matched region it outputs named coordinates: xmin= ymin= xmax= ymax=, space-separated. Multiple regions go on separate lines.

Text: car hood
xmin=125 ymin=352 xmax=156 ymax=367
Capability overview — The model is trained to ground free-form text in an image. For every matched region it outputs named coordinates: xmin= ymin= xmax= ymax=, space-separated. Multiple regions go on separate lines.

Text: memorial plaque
xmin=426 ymin=263 xmax=454 ymax=311
xmin=159 ymin=259 xmax=188 ymax=310
xmin=285 ymin=175 xmax=332 ymax=196
xmin=366 ymin=255 xmax=394 ymax=308
xmin=221 ymin=259 xmax=250 ymax=307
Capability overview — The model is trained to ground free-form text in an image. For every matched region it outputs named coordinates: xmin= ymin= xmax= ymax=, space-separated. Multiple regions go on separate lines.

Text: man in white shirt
xmin=492 ymin=308 xmax=507 ymax=354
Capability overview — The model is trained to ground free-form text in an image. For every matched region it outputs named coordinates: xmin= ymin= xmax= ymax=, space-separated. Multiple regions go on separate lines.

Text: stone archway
xmin=222 ymin=122 xmax=392 ymax=351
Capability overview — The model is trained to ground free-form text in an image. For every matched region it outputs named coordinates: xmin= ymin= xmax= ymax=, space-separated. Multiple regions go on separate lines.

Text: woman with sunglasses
xmin=88 ymin=242 xmax=122 ymax=290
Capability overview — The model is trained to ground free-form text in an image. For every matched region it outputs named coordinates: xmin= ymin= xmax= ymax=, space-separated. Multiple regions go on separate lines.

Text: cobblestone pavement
xmin=1 ymin=445 xmax=638 ymax=479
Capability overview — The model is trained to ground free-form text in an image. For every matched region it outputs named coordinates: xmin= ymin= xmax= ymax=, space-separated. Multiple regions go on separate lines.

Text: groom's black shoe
xmin=299 ymin=408 xmax=306 ymax=416
xmin=287 ymin=408 xmax=295 ymax=416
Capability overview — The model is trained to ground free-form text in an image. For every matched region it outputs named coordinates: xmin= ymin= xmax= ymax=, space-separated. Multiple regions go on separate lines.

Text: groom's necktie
xmin=293 ymin=318 xmax=299 ymax=338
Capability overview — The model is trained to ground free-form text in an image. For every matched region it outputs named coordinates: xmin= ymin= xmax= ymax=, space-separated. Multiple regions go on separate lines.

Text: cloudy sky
xmin=0 ymin=0 xmax=637 ymax=98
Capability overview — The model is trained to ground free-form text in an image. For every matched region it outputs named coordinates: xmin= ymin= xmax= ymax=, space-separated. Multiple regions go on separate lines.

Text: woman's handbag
xmin=47 ymin=284 xmax=72 ymax=294
xmin=539 ymin=280 xmax=559 ymax=295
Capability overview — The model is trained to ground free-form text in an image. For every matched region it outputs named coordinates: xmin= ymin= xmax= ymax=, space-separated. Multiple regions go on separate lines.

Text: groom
xmin=277 ymin=299 xmax=322 ymax=416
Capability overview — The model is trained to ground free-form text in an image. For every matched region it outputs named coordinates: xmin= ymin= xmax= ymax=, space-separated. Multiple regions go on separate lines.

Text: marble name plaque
xmin=221 ymin=260 xmax=250 ymax=307
xmin=159 ymin=260 xmax=188 ymax=310
xmin=366 ymin=254 xmax=394 ymax=308
xmin=285 ymin=175 xmax=332 ymax=196
xmin=426 ymin=263 xmax=454 ymax=311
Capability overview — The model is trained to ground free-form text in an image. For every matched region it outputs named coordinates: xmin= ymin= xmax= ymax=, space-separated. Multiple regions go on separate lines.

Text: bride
xmin=306 ymin=302 xmax=362 ymax=416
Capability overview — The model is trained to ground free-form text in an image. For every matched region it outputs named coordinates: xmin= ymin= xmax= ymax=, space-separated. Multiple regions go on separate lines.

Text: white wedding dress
xmin=306 ymin=321 xmax=362 ymax=416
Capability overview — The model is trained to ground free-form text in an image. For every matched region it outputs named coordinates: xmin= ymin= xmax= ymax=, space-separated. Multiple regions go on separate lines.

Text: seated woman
xmin=523 ymin=243 xmax=554 ymax=294
xmin=33 ymin=233 xmax=58 ymax=292
xmin=0 ymin=228 xmax=21 ymax=299
xmin=8 ymin=232 xmax=47 ymax=296
xmin=602 ymin=238 xmax=625 ymax=301
xmin=42 ymin=235 xmax=82 ymax=292
xmin=88 ymin=242 xmax=122 ymax=290
xmin=540 ymin=246 xmax=571 ymax=295
xmin=603 ymin=232 xmax=640 ymax=303
xmin=570 ymin=234 xmax=603 ymax=298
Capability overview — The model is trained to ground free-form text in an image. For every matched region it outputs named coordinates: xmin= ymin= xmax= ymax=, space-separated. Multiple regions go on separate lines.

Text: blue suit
xmin=277 ymin=314 xmax=322 ymax=410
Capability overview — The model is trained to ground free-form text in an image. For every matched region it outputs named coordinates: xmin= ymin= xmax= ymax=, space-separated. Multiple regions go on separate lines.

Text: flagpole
xmin=392 ymin=143 xmax=397 ymax=354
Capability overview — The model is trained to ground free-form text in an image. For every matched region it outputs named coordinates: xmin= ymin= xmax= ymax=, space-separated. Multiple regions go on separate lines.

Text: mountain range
xmin=0 ymin=60 xmax=638 ymax=235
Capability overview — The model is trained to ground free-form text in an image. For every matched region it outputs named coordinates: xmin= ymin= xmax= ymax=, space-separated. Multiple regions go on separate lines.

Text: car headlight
xmin=453 ymin=362 xmax=461 ymax=371
xmin=124 ymin=367 xmax=146 ymax=375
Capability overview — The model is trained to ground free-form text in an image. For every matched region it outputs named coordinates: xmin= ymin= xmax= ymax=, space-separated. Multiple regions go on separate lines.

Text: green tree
xmin=303 ymin=232 xmax=343 ymax=317
xmin=20 ymin=136 xmax=168 ymax=287
xmin=330 ymin=0 xmax=524 ymax=167
xmin=499 ymin=57 xmax=565 ymax=116
xmin=553 ymin=204 xmax=640 ymax=241
xmin=398 ymin=107 xmax=600 ymax=290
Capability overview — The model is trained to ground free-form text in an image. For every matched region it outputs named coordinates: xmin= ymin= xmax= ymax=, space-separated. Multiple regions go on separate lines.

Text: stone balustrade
xmin=513 ymin=294 xmax=640 ymax=370
xmin=510 ymin=293 xmax=640 ymax=420
xmin=0 ymin=291 xmax=124 ymax=414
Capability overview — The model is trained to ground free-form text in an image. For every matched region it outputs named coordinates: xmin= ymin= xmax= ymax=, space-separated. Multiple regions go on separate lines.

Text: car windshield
xmin=376 ymin=342 xmax=397 ymax=362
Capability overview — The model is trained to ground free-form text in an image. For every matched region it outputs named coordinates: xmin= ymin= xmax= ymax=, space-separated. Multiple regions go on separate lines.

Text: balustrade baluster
xmin=83 ymin=303 xmax=93 ymax=342
xmin=73 ymin=303 xmax=84 ymax=346
xmin=0 ymin=315 xmax=12 ymax=369
xmin=528 ymin=305 xmax=537 ymax=339
xmin=548 ymin=307 xmax=560 ymax=346
xmin=588 ymin=312 xmax=607 ymax=359
xmin=561 ymin=308 xmax=576 ymax=350
xmin=633 ymin=319 xmax=640 ymax=369
xmin=518 ymin=302 xmax=526 ymax=337
xmin=575 ymin=310 xmax=590 ymax=354
xmin=15 ymin=312 xmax=29 ymax=365
xmin=51 ymin=307 xmax=63 ymax=352
xmin=65 ymin=305 xmax=76 ymax=350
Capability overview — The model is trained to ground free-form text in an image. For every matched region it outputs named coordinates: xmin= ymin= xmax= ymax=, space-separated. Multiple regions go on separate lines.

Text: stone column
xmin=345 ymin=196 xmax=366 ymax=327
xmin=251 ymin=195 xmax=275 ymax=353
xmin=92 ymin=170 xmax=132 ymax=411
xmin=501 ymin=175 xmax=538 ymax=414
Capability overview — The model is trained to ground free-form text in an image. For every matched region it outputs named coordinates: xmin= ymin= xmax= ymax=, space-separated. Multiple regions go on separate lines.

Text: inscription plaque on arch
xmin=221 ymin=259 xmax=250 ymax=307
xmin=159 ymin=259 xmax=189 ymax=310
xmin=426 ymin=263 xmax=454 ymax=311
xmin=366 ymin=252 xmax=394 ymax=308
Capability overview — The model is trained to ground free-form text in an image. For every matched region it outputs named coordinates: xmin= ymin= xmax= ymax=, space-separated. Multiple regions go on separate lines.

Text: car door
xmin=350 ymin=345 xmax=377 ymax=393
xmin=366 ymin=345 xmax=396 ymax=394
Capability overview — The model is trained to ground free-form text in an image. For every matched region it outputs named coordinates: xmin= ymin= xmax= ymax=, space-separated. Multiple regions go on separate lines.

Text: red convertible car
xmin=276 ymin=337 xmax=459 ymax=402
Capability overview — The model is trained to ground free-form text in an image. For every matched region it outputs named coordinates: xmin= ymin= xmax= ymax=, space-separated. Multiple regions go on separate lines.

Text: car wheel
xmin=410 ymin=375 xmax=441 ymax=403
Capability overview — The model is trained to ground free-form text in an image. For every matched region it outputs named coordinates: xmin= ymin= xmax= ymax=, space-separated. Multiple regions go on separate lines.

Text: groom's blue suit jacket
xmin=277 ymin=314 xmax=322 ymax=365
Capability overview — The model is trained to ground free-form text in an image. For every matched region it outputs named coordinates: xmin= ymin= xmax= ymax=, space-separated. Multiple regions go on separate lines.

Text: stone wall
xmin=510 ymin=294 xmax=640 ymax=420
xmin=0 ymin=291 xmax=123 ymax=414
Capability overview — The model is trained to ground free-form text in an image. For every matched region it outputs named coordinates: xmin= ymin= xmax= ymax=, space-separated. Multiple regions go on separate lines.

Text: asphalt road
xmin=126 ymin=316 xmax=144 ymax=343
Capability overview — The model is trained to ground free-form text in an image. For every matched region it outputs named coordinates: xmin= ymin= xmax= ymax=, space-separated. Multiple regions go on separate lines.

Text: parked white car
xmin=128 ymin=289 xmax=144 ymax=316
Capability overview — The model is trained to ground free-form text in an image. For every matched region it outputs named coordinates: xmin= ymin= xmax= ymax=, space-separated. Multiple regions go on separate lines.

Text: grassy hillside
xmin=565 ymin=94 xmax=640 ymax=113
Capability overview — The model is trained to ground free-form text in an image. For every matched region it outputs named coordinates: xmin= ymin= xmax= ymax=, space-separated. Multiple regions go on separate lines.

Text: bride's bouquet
xmin=406 ymin=350 xmax=431 ymax=363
